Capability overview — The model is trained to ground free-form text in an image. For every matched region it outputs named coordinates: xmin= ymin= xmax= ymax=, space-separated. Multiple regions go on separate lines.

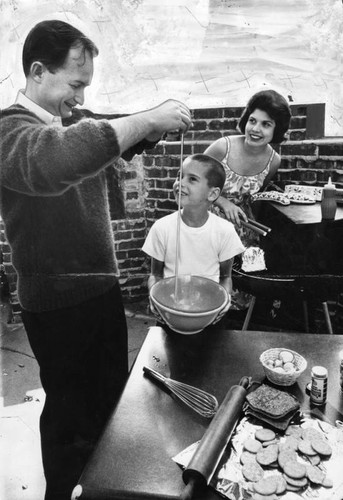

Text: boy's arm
xmin=219 ymin=258 xmax=234 ymax=296
xmin=213 ymin=258 xmax=233 ymax=325
xmin=147 ymin=258 xmax=165 ymax=291
xmin=147 ymin=258 xmax=165 ymax=323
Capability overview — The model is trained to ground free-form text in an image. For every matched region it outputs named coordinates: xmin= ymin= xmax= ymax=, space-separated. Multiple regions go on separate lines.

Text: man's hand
xmin=145 ymin=99 xmax=192 ymax=141
xmin=110 ymin=99 xmax=192 ymax=156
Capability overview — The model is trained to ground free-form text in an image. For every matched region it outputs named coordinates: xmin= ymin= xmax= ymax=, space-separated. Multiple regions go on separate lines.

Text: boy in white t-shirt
xmin=142 ymin=153 xmax=245 ymax=321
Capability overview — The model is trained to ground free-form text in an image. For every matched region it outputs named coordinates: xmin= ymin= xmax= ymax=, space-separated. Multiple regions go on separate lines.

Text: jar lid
xmin=311 ymin=366 xmax=328 ymax=377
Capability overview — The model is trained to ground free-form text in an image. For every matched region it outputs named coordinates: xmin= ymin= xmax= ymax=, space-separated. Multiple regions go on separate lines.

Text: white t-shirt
xmin=142 ymin=211 xmax=245 ymax=282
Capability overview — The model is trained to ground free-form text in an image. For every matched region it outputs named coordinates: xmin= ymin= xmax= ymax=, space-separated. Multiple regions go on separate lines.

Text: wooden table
xmin=72 ymin=327 xmax=343 ymax=500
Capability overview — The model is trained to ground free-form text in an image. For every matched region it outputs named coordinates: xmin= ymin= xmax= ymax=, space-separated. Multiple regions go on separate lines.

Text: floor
xmin=0 ymin=297 xmax=155 ymax=500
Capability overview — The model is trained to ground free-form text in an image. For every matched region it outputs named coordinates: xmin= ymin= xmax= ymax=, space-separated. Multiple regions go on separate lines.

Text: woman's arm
xmin=203 ymin=137 xmax=227 ymax=162
xmin=261 ymin=151 xmax=281 ymax=190
xmin=205 ymin=137 xmax=247 ymax=226
xmin=215 ymin=196 xmax=248 ymax=226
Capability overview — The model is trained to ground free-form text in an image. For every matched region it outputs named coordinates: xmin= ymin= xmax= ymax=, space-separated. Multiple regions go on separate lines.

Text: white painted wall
xmin=1 ymin=0 xmax=342 ymax=136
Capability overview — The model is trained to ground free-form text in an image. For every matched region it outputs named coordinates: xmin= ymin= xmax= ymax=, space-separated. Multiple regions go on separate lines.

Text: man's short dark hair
xmin=238 ymin=90 xmax=292 ymax=144
xmin=22 ymin=20 xmax=99 ymax=77
xmin=185 ymin=154 xmax=226 ymax=191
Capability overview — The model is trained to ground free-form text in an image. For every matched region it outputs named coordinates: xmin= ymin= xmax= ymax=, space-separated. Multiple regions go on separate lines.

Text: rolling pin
xmin=180 ymin=376 xmax=250 ymax=500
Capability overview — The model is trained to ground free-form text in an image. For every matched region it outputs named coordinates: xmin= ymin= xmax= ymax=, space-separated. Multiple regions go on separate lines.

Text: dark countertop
xmin=74 ymin=327 xmax=343 ymax=500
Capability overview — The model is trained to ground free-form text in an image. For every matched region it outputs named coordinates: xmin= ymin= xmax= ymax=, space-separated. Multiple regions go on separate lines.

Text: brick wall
xmin=2 ymin=102 xmax=343 ymax=321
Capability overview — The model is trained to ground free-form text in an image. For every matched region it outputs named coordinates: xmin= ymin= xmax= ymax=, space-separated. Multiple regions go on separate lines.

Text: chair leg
xmin=242 ymin=296 xmax=256 ymax=331
xmin=322 ymin=302 xmax=333 ymax=335
xmin=302 ymin=300 xmax=309 ymax=333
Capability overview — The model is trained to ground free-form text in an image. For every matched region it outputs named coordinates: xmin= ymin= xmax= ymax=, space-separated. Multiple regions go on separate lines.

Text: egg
xmin=283 ymin=362 xmax=296 ymax=372
xmin=279 ymin=350 xmax=294 ymax=363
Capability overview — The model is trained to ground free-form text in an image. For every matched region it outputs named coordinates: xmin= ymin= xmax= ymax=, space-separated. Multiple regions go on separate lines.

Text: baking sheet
xmin=173 ymin=415 xmax=343 ymax=500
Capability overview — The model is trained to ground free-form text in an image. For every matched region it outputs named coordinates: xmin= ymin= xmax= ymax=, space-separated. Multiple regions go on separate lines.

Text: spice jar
xmin=310 ymin=366 xmax=328 ymax=405
xmin=321 ymin=177 xmax=337 ymax=220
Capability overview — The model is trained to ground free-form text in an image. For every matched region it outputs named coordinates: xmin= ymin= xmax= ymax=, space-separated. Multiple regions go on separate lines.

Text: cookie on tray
xmin=255 ymin=428 xmax=276 ymax=443
xmin=242 ymin=461 xmax=264 ymax=482
xmin=243 ymin=438 xmax=263 ymax=453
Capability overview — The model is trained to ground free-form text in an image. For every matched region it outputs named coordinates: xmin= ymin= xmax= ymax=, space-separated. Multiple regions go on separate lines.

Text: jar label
xmin=310 ymin=377 xmax=327 ymax=404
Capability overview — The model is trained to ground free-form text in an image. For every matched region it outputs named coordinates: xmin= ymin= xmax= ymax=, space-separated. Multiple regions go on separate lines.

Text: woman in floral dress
xmin=204 ymin=89 xmax=291 ymax=308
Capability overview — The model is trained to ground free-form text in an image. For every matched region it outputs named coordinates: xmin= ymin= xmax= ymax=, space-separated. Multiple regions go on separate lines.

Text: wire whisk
xmin=143 ymin=366 xmax=218 ymax=418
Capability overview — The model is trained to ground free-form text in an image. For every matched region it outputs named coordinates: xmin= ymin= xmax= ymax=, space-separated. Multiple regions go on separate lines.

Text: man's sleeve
xmin=64 ymin=108 xmax=159 ymax=161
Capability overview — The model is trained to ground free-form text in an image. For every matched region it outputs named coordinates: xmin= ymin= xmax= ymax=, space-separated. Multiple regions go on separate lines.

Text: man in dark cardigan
xmin=0 ymin=19 xmax=191 ymax=500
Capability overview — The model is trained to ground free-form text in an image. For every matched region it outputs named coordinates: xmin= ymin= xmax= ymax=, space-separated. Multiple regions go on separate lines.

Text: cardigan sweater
xmin=0 ymin=104 xmax=151 ymax=312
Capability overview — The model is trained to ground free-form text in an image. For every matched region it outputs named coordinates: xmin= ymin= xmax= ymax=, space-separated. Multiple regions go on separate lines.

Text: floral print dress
xmin=215 ymin=135 xmax=275 ymax=309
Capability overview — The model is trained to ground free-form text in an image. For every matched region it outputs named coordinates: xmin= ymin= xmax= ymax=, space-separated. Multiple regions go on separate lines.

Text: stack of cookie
xmin=240 ymin=424 xmax=333 ymax=499
xmin=244 ymin=384 xmax=300 ymax=431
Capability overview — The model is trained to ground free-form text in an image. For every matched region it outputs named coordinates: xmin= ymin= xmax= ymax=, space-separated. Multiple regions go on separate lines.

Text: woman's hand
xmin=215 ymin=196 xmax=247 ymax=226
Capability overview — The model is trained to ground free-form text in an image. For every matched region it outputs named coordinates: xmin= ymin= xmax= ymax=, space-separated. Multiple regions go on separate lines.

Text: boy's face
xmin=173 ymin=159 xmax=219 ymax=208
xmin=35 ymin=45 xmax=94 ymax=118
xmin=245 ymin=108 xmax=276 ymax=147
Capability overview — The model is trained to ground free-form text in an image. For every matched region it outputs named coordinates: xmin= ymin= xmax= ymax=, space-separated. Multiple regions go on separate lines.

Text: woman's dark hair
xmin=185 ymin=154 xmax=226 ymax=191
xmin=238 ymin=90 xmax=292 ymax=143
xmin=22 ymin=20 xmax=99 ymax=77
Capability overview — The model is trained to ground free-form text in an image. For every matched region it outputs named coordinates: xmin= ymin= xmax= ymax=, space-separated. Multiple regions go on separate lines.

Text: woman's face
xmin=245 ymin=108 xmax=276 ymax=147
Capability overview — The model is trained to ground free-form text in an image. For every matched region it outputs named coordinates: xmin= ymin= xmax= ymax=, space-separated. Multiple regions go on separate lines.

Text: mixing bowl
xmin=150 ymin=275 xmax=229 ymax=334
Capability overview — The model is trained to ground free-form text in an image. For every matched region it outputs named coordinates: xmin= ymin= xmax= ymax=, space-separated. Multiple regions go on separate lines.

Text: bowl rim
xmin=151 ymin=293 xmax=226 ymax=317
xmin=150 ymin=275 xmax=228 ymax=314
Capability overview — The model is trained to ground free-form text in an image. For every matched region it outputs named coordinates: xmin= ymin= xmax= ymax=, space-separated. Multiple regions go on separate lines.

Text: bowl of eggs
xmin=260 ymin=348 xmax=307 ymax=386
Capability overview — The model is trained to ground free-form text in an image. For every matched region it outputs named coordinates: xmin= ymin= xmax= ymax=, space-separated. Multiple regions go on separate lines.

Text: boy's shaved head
xmin=183 ymin=154 xmax=225 ymax=191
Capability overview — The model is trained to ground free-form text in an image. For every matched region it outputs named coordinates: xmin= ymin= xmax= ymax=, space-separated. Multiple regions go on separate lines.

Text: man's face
xmin=38 ymin=45 xmax=94 ymax=118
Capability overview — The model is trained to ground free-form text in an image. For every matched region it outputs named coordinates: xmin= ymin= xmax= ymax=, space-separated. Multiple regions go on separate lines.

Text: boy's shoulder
xmin=151 ymin=211 xmax=178 ymax=227
xmin=208 ymin=211 xmax=234 ymax=228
